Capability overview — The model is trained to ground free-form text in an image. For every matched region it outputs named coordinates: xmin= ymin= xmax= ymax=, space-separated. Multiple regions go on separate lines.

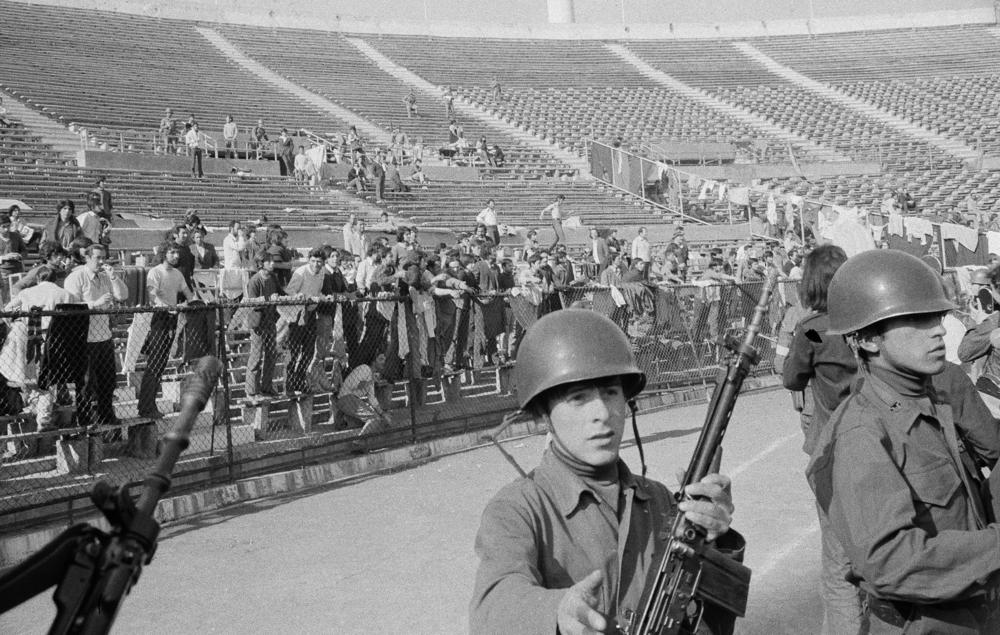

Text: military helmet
xmin=970 ymin=267 xmax=992 ymax=286
xmin=514 ymin=309 xmax=646 ymax=411
xmin=827 ymin=249 xmax=957 ymax=335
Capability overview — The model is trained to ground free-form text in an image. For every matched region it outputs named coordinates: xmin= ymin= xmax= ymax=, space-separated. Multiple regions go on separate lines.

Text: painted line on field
xmin=727 ymin=432 xmax=801 ymax=480
xmin=752 ymin=517 xmax=821 ymax=580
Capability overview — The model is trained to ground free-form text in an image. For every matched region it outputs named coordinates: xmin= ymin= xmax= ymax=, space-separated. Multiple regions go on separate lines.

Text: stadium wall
xmin=7 ymin=0 xmax=995 ymax=39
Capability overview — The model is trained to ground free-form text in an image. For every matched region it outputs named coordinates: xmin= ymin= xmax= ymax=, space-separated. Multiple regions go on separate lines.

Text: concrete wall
xmin=9 ymin=0 xmax=995 ymax=39
xmin=79 ymin=150 xmax=282 ymax=176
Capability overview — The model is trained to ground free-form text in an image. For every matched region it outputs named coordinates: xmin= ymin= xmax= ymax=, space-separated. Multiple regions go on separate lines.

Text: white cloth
xmin=887 ymin=212 xmax=904 ymax=237
xmin=123 ymin=312 xmax=153 ymax=373
xmin=903 ymin=217 xmax=933 ymax=245
xmin=940 ymin=222 xmax=980 ymax=252
xmin=727 ymin=187 xmax=750 ymax=207
xmin=766 ymin=193 xmax=778 ymax=226
xmin=822 ymin=210 xmax=876 ymax=257
xmin=987 ymin=231 xmax=1000 ymax=258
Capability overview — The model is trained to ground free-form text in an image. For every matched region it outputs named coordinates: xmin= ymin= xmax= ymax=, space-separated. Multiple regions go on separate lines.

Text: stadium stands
xmin=0 ymin=1 xmax=355 ymax=152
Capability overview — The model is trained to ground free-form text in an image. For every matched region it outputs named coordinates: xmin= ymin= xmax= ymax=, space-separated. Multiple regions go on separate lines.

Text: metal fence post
xmin=213 ymin=303 xmax=234 ymax=477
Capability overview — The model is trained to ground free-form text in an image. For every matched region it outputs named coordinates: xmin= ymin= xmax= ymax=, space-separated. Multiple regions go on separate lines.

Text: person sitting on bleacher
xmin=490 ymin=144 xmax=505 ymax=168
xmin=408 ymin=160 xmax=429 ymax=185
xmin=337 ymin=353 xmax=391 ymax=450
xmin=346 ymin=160 xmax=367 ymax=195
xmin=12 ymin=242 xmax=69 ymax=296
xmin=476 ymin=136 xmax=495 ymax=167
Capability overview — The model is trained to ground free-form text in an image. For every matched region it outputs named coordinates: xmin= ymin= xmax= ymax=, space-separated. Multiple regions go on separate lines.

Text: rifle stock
xmin=626 ymin=273 xmax=777 ymax=635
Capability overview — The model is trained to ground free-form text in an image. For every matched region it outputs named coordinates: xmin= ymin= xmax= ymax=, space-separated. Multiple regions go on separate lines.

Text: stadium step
xmin=194 ymin=26 xmax=393 ymax=147
xmin=0 ymin=93 xmax=81 ymax=156
xmin=604 ymin=42 xmax=849 ymax=164
xmin=344 ymin=37 xmax=591 ymax=176
xmin=731 ymin=41 xmax=983 ymax=164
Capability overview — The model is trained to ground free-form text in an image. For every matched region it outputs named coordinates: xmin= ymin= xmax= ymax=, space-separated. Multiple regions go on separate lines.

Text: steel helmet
xmin=970 ymin=268 xmax=992 ymax=286
xmin=827 ymin=249 xmax=957 ymax=335
xmin=514 ymin=309 xmax=646 ymax=410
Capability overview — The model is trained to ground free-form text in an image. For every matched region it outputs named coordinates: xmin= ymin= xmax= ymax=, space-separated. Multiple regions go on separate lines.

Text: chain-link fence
xmin=0 ymin=279 xmax=794 ymax=528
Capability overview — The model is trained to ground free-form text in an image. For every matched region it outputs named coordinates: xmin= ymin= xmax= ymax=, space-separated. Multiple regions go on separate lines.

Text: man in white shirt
xmin=185 ymin=123 xmax=205 ymax=178
xmin=223 ymin=115 xmax=238 ymax=159
xmin=476 ymin=199 xmax=500 ymax=246
xmin=631 ymin=227 xmax=651 ymax=280
xmin=63 ymin=244 xmax=128 ymax=426
xmin=222 ymin=220 xmax=245 ymax=270
xmin=6 ymin=266 xmax=78 ymax=434
xmin=293 ymin=146 xmax=311 ymax=185
xmin=138 ymin=243 xmax=194 ymax=418
xmin=284 ymin=248 xmax=326 ymax=395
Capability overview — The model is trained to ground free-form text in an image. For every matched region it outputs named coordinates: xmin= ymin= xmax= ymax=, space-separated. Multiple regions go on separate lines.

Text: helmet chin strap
xmin=629 ymin=399 xmax=647 ymax=477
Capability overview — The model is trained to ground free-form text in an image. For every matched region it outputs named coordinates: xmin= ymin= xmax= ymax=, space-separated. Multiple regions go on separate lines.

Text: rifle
xmin=623 ymin=272 xmax=777 ymax=635
xmin=0 ymin=356 xmax=222 ymax=635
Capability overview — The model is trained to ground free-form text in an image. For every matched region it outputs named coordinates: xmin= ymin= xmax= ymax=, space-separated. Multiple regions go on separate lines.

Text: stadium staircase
xmin=345 ymin=37 xmax=589 ymax=175
xmin=196 ymin=27 xmax=391 ymax=147
xmin=0 ymin=95 xmax=80 ymax=159
xmin=732 ymin=41 xmax=982 ymax=164
xmin=605 ymin=42 xmax=848 ymax=163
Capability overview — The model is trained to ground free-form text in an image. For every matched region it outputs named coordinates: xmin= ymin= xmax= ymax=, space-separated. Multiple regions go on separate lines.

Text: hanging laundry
xmin=698 ymin=180 xmax=714 ymax=201
xmin=727 ymin=187 xmax=750 ymax=207
xmin=766 ymin=193 xmax=778 ymax=226
xmin=717 ymin=182 xmax=728 ymax=202
xmin=903 ymin=217 xmax=933 ymax=245
xmin=986 ymin=231 xmax=1000 ymax=258
xmin=939 ymin=222 xmax=979 ymax=252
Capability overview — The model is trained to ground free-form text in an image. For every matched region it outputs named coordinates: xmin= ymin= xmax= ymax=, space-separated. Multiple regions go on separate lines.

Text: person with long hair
xmin=41 ymin=199 xmax=82 ymax=251
xmin=782 ymin=244 xmax=864 ymax=634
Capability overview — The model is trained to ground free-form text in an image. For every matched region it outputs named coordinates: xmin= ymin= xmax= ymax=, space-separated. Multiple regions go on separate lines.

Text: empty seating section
xmin=0 ymin=1 xmax=352 ymax=151
xmin=753 ymin=26 xmax=1000 ymax=83
xmin=839 ymin=76 xmax=1000 ymax=154
xmin=215 ymin=26 xmax=570 ymax=177
xmin=369 ymin=37 xmax=800 ymax=162
xmin=459 ymin=84 xmax=802 ymax=162
xmin=366 ymin=36 xmax=652 ymax=89
xmin=624 ymin=40 xmax=787 ymax=89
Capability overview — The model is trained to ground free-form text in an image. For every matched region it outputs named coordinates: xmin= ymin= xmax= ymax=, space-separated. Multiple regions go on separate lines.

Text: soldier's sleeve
xmin=830 ymin=420 xmax=1000 ymax=603
xmin=469 ymin=490 xmax=563 ymax=635
xmin=957 ymin=314 xmax=998 ymax=363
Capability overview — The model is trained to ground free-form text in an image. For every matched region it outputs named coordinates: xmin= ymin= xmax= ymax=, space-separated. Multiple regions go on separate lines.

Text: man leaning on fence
xmin=62 ymin=244 xmax=128 ymax=427
xmin=245 ymin=252 xmax=279 ymax=398
xmin=138 ymin=243 xmax=194 ymax=420
xmin=284 ymin=248 xmax=326 ymax=395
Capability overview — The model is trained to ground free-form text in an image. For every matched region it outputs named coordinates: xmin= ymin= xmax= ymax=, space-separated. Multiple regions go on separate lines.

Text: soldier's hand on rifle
xmin=557 ymin=569 xmax=608 ymax=635
xmin=678 ymin=473 xmax=734 ymax=542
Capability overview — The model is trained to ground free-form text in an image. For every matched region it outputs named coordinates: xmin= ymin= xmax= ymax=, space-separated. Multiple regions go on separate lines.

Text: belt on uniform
xmin=864 ymin=591 xmax=1000 ymax=628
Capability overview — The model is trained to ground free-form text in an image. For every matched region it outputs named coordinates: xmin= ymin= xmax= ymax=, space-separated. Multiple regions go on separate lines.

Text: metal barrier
xmin=0 ymin=280 xmax=795 ymax=527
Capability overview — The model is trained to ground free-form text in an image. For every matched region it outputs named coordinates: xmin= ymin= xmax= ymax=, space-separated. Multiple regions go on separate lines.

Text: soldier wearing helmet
xmin=470 ymin=309 xmax=741 ymax=634
xmin=807 ymin=250 xmax=1000 ymax=633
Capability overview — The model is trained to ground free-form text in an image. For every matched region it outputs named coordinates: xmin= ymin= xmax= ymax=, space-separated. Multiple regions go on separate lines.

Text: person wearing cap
xmin=807 ymin=249 xmax=1000 ymax=633
xmin=470 ymin=309 xmax=742 ymax=634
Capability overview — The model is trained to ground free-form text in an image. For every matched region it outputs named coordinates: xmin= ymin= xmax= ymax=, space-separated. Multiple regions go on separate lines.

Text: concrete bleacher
xmin=214 ymin=25 xmax=573 ymax=178
xmin=0 ymin=0 xmax=355 ymax=153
